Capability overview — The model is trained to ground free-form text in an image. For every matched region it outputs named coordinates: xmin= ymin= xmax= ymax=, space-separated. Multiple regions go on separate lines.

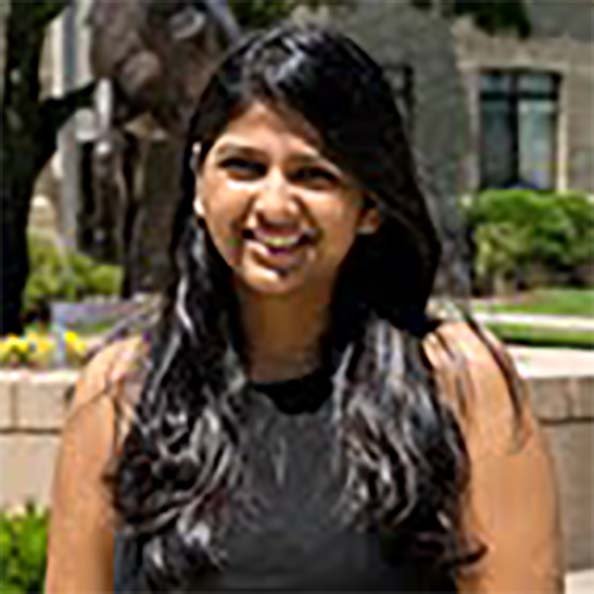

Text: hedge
xmin=24 ymin=232 xmax=123 ymax=321
xmin=462 ymin=190 xmax=594 ymax=294
xmin=0 ymin=505 xmax=47 ymax=594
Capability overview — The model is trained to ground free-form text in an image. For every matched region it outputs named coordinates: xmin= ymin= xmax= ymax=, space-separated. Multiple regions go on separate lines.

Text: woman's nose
xmin=253 ymin=170 xmax=300 ymax=224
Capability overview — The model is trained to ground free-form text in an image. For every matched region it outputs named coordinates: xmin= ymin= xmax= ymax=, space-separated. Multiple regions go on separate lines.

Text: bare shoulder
xmin=424 ymin=321 xmax=564 ymax=592
xmin=45 ymin=336 xmax=147 ymax=594
xmin=422 ymin=320 xmax=523 ymax=449
xmin=68 ymin=335 xmax=146 ymax=419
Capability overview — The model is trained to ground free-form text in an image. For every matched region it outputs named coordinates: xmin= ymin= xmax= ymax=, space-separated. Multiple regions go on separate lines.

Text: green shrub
xmin=0 ymin=504 xmax=48 ymax=594
xmin=556 ymin=192 xmax=594 ymax=282
xmin=24 ymin=233 xmax=123 ymax=315
xmin=463 ymin=190 xmax=594 ymax=294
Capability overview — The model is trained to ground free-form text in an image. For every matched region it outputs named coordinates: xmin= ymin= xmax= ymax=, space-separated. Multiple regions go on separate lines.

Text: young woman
xmin=46 ymin=24 xmax=563 ymax=593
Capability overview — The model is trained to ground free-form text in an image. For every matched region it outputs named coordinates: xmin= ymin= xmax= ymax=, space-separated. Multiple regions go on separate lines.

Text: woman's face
xmin=197 ymin=101 xmax=379 ymax=296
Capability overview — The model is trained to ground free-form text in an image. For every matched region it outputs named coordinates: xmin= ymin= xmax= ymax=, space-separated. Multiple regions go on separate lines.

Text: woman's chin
xmin=235 ymin=263 xmax=310 ymax=296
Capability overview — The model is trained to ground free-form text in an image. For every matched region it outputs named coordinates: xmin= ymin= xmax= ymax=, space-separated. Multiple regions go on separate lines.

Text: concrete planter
xmin=526 ymin=374 xmax=594 ymax=571
xmin=0 ymin=369 xmax=76 ymax=505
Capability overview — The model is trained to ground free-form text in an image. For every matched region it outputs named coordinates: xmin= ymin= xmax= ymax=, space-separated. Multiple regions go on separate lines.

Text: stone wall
xmin=331 ymin=2 xmax=594 ymax=196
xmin=0 ymin=370 xmax=76 ymax=505
xmin=0 ymin=367 xmax=592 ymax=570
xmin=530 ymin=375 xmax=594 ymax=571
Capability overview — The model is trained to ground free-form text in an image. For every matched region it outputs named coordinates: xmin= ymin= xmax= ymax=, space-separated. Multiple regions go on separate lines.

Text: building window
xmin=383 ymin=63 xmax=414 ymax=134
xmin=480 ymin=70 xmax=560 ymax=190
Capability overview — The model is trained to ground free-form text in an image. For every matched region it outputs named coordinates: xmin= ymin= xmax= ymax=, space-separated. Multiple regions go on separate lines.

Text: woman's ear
xmin=194 ymin=191 xmax=205 ymax=219
xmin=193 ymin=181 xmax=205 ymax=221
xmin=193 ymin=180 xmax=205 ymax=219
xmin=357 ymin=199 xmax=381 ymax=235
xmin=192 ymin=143 xmax=206 ymax=219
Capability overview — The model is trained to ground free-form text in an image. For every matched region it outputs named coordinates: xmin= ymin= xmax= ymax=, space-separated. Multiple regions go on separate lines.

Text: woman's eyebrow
xmin=214 ymin=142 xmax=266 ymax=159
xmin=290 ymin=153 xmax=339 ymax=170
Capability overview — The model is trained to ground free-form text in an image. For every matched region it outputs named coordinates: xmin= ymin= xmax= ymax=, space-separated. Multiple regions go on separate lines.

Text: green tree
xmin=229 ymin=0 xmax=328 ymax=29
xmin=0 ymin=0 xmax=332 ymax=336
xmin=1 ymin=0 xmax=93 ymax=335
xmin=452 ymin=0 xmax=530 ymax=37
xmin=412 ymin=0 xmax=531 ymax=36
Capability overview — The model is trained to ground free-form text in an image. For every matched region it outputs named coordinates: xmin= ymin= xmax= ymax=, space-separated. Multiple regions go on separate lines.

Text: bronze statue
xmin=87 ymin=0 xmax=239 ymax=295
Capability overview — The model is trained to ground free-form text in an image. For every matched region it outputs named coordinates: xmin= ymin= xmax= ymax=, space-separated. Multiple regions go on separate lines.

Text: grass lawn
xmin=472 ymin=287 xmax=594 ymax=317
xmin=25 ymin=319 xmax=117 ymax=337
xmin=485 ymin=322 xmax=594 ymax=349
xmin=471 ymin=287 xmax=594 ymax=348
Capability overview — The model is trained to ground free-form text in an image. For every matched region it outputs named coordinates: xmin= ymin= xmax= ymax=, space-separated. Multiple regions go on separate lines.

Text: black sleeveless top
xmin=113 ymin=371 xmax=458 ymax=592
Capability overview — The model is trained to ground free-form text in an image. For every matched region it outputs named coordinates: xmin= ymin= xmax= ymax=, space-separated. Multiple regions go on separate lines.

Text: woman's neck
xmin=235 ymin=282 xmax=332 ymax=383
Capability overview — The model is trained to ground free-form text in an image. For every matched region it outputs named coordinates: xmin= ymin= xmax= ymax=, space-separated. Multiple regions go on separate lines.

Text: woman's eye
xmin=220 ymin=158 xmax=265 ymax=178
xmin=293 ymin=167 xmax=339 ymax=187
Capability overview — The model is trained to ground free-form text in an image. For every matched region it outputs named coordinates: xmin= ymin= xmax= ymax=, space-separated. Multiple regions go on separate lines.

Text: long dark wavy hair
xmin=108 ymin=23 xmax=493 ymax=590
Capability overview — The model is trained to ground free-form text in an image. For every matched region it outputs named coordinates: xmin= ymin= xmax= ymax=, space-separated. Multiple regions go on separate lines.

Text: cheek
xmin=201 ymin=192 xmax=244 ymax=262
xmin=317 ymin=202 xmax=361 ymax=256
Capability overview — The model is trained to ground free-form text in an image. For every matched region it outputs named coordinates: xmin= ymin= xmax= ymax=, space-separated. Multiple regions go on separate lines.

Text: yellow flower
xmin=0 ymin=340 xmax=12 ymax=362
xmin=16 ymin=338 xmax=30 ymax=354
xmin=0 ymin=334 xmax=31 ymax=365
xmin=0 ymin=330 xmax=86 ymax=368
xmin=35 ymin=336 xmax=55 ymax=355
xmin=64 ymin=330 xmax=87 ymax=362
xmin=27 ymin=333 xmax=56 ymax=367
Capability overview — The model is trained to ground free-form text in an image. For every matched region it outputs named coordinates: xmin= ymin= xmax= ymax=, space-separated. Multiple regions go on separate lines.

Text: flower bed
xmin=0 ymin=331 xmax=87 ymax=369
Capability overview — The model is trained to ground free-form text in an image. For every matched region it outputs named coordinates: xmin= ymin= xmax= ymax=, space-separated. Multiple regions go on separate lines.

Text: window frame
xmin=479 ymin=68 xmax=561 ymax=191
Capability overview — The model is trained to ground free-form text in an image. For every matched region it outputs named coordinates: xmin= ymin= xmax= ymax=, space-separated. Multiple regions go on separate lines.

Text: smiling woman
xmin=199 ymin=101 xmax=377 ymax=306
xmin=46 ymin=23 xmax=562 ymax=594
xmin=198 ymin=101 xmax=380 ymax=381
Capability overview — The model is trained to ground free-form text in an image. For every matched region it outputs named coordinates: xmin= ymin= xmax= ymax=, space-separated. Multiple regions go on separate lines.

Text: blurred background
xmin=1 ymin=1 xmax=592 ymax=592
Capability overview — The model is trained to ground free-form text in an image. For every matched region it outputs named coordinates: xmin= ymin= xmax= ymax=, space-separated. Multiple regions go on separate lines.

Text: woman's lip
xmin=242 ymin=228 xmax=316 ymax=248
xmin=248 ymin=237 xmax=308 ymax=271
xmin=241 ymin=228 xmax=314 ymax=271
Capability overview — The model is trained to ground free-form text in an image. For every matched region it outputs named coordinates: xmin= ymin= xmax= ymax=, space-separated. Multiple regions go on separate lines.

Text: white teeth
xmin=246 ymin=229 xmax=307 ymax=249
xmin=262 ymin=235 xmax=301 ymax=248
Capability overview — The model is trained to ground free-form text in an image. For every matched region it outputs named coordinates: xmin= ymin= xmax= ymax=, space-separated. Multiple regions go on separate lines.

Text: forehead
xmin=212 ymin=101 xmax=323 ymax=152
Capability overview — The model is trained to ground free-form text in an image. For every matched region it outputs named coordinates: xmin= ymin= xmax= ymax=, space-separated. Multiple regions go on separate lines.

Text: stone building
xmin=334 ymin=0 xmax=593 ymax=196
xmin=328 ymin=0 xmax=593 ymax=293
xmin=453 ymin=0 xmax=594 ymax=194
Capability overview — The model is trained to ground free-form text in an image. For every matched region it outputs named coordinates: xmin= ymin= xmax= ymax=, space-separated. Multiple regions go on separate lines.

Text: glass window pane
xmin=481 ymin=73 xmax=512 ymax=94
xmin=480 ymin=98 xmax=514 ymax=187
xmin=518 ymin=99 xmax=556 ymax=189
xmin=518 ymin=73 xmax=557 ymax=94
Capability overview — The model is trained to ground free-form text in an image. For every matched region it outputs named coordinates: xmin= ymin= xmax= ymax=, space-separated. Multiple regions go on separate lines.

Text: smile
xmin=242 ymin=228 xmax=316 ymax=250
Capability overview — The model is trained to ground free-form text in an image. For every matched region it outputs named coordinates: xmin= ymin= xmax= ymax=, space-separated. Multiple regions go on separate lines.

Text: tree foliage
xmin=453 ymin=0 xmax=530 ymax=37
xmin=1 ymin=0 xmax=93 ymax=335
xmin=411 ymin=0 xmax=531 ymax=37
xmin=229 ymin=0 xmax=327 ymax=28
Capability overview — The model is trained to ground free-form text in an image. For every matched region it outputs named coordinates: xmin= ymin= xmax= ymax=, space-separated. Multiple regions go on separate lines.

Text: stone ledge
xmin=0 ymin=367 xmax=592 ymax=568
xmin=15 ymin=370 xmax=77 ymax=430
xmin=0 ymin=433 xmax=60 ymax=505
xmin=0 ymin=371 xmax=18 ymax=429
xmin=527 ymin=375 xmax=594 ymax=422
xmin=0 ymin=368 xmax=592 ymax=429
